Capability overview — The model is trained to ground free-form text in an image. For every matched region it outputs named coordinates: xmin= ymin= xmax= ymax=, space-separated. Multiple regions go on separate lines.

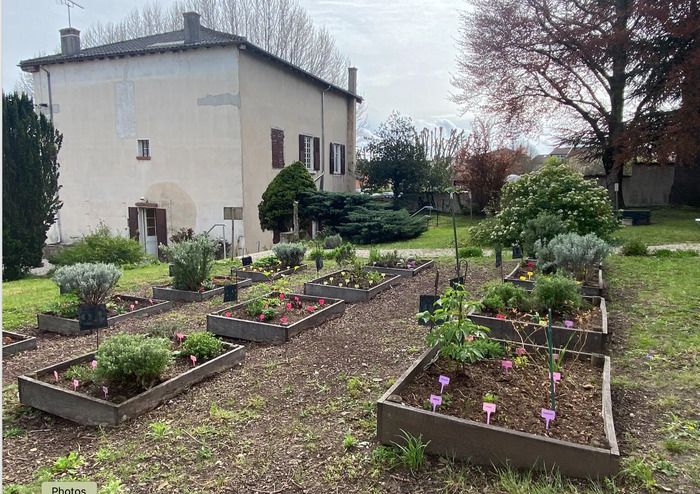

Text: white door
xmin=139 ymin=208 xmax=159 ymax=257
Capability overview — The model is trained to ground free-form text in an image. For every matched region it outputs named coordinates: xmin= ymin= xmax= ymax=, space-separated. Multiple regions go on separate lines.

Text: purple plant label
xmin=541 ymin=408 xmax=556 ymax=430
xmin=53 ymin=370 xmax=59 ymax=382
xmin=430 ymin=394 xmax=442 ymax=412
xmin=501 ymin=360 xmax=513 ymax=373
xmin=564 ymin=320 xmax=574 ymax=329
xmin=190 ymin=355 xmax=197 ymax=366
xmin=72 ymin=379 xmax=79 ymax=391
xmin=102 ymin=386 xmax=108 ymax=399
xmin=439 ymin=375 xmax=450 ymax=393
xmin=90 ymin=360 xmax=97 ymax=370
xmin=482 ymin=402 xmax=496 ymax=424
xmin=516 ymin=347 xmax=527 ymax=356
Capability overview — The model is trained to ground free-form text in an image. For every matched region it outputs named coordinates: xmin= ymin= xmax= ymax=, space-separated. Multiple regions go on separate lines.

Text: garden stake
xmin=450 ymin=191 xmax=460 ymax=278
xmin=547 ymin=308 xmax=556 ymax=410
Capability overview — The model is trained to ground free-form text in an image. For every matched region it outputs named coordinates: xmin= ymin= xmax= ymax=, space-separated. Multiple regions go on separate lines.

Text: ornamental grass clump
xmin=180 ymin=332 xmax=223 ymax=362
xmin=53 ymin=262 xmax=122 ymax=305
xmin=160 ymin=234 xmax=217 ymax=291
xmin=272 ymin=242 xmax=306 ymax=268
xmin=94 ymin=333 xmax=173 ymax=389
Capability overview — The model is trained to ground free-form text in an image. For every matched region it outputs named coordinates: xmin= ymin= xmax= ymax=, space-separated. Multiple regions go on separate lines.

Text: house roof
xmin=19 ymin=26 xmax=362 ymax=102
xmin=550 ymin=146 xmax=573 ymax=156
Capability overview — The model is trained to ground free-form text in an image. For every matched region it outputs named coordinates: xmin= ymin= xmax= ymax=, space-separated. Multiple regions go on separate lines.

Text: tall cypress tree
xmin=3 ymin=92 xmax=62 ymax=280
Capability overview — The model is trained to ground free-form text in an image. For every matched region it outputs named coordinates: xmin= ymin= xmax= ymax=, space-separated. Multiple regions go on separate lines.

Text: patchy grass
xmin=613 ymin=206 xmax=700 ymax=246
xmin=367 ymin=213 xmax=483 ymax=250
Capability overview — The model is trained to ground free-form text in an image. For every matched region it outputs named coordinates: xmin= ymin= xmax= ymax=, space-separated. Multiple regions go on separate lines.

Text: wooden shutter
xmin=128 ymin=207 xmax=139 ymax=240
xmin=299 ymin=134 xmax=305 ymax=162
xmin=313 ymin=137 xmax=320 ymax=170
xmin=271 ymin=129 xmax=284 ymax=168
xmin=340 ymin=145 xmax=346 ymax=175
xmin=155 ymin=208 xmax=168 ymax=247
xmin=329 ymin=143 xmax=335 ymax=174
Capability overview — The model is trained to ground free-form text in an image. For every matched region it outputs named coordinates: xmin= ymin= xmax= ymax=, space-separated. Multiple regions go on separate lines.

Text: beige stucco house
xmin=20 ymin=12 xmax=360 ymax=255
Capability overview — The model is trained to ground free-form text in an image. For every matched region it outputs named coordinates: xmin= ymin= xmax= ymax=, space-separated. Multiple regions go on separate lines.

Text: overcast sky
xmin=2 ymin=0 xmax=551 ymax=152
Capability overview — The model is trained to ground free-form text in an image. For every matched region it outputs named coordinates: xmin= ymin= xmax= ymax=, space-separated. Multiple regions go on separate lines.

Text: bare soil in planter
xmin=312 ymin=270 xmax=389 ymax=290
xmin=3 ymin=334 xmax=22 ymax=345
xmin=224 ymin=294 xmax=327 ymax=325
xmin=479 ymin=300 xmax=603 ymax=331
xmin=399 ymin=353 xmax=607 ymax=448
xmin=37 ymin=340 xmax=225 ymax=404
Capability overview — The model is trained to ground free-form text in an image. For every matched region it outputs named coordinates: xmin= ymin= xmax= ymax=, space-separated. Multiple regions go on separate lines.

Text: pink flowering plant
xmin=236 ymin=293 xmax=322 ymax=323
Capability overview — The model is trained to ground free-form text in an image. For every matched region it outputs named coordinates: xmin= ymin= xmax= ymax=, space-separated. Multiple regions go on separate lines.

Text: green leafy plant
xmin=343 ymin=433 xmax=358 ymax=449
xmin=483 ymin=392 xmax=498 ymax=403
xmin=160 ymin=234 xmax=217 ymax=291
xmin=180 ymin=331 xmax=223 ymax=361
xmin=148 ymin=320 xmax=179 ymax=340
xmin=392 ymin=429 xmax=429 ymax=472
xmin=251 ymin=255 xmax=281 ymax=270
xmin=540 ymin=232 xmax=611 ymax=282
xmin=365 ymin=270 xmax=384 ymax=285
xmin=94 ymin=333 xmax=173 ymax=390
xmin=49 ymin=224 xmax=145 ymax=266
xmin=520 ymin=212 xmax=568 ymax=257
xmin=480 ymin=282 xmax=531 ymax=313
xmin=323 ymin=234 xmax=343 ymax=249
xmin=43 ymin=293 xmax=80 ymax=318
xmin=64 ymin=363 xmax=95 ymax=383
xmin=621 ymin=239 xmax=649 ymax=256
xmin=148 ymin=421 xmax=170 ymax=440
xmin=272 ymin=242 xmax=306 ymax=267
xmin=53 ymin=262 xmax=122 ymax=305
xmin=532 ymin=274 xmax=582 ymax=314
xmin=51 ymin=451 xmax=84 ymax=474
xmin=458 ymin=246 xmax=483 ymax=258
xmin=334 ymin=242 xmax=357 ymax=267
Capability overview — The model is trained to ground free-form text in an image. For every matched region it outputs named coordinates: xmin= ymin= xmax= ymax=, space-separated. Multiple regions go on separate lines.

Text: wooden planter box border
xmin=207 ymin=292 xmax=345 ymax=343
xmin=303 ymin=271 xmax=402 ymax=303
xmin=504 ymin=263 xmax=606 ymax=297
xmin=235 ymin=264 xmax=306 ymax=283
xmin=2 ymin=331 xmax=38 ymax=356
xmin=468 ymin=296 xmax=608 ymax=353
xmin=18 ymin=342 xmax=245 ymax=426
xmin=377 ymin=343 xmax=619 ymax=478
xmin=363 ymin=259 xmax=434 ymax=278
xmin=152 ymin=278 xmax=252 ymax=302
xmin=37 ymin=295 xmax=173 ymax=335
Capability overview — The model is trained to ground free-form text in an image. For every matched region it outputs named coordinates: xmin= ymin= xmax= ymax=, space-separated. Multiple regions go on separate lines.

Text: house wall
xmin=238 ymin=50 xmax=356 ymax=251
xmin=594 ymin=164 xmax=676 ymax=207
xmin=32 ymin=47 xmax=243 ymax=247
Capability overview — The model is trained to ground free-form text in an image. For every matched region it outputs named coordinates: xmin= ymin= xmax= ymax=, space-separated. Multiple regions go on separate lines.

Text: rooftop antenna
xmin=57 ymin=0 xmax=84 ymax=28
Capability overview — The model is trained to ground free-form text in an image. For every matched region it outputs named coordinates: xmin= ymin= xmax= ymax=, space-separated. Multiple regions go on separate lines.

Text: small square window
xmin=137 ymin=139 xmax=150 ymax=159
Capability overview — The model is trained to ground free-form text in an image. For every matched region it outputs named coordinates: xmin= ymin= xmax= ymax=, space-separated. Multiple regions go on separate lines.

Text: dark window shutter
xmin=271 ymin=129 xmax=284 ymax=168
xmin=313 ymin=137 xmax=320 ymax=170
xmin=128 ymin=207 xmax=139 ymax=240
xmin=155 ymin=208 xmax=168 ymax=247
xmin=329 ymin=143 xmax=335 ymax=174
xmin=340 ymin=145 xmax=346 ymax=175
xmin=299 ymin=134 xmax=305 ymax=162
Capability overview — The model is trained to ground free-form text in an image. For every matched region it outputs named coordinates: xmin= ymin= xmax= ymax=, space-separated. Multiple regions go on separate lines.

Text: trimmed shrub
xmin=180 ymin=332 xmax=223 ymax=362
xmin=95 ymin=333 xmax=173 ymax=389
xmin=53 ymin=263 xmax=122 ymax=305
xmin=520 ymin=212 xmax=568 ymax=257
xmin=323 ymin=234 xmax=343 ymax=249
xmin=160 ymin=235 xmax=217 ymax=291
xmin=532 ymin=275 xmax=582 ymax=314
xmin=621 ymin=239 xmax=649 ymax=256
xmin=258 ymin=161 xmax=316 ymax=233
xmin=471 ymin=164 xmax=618 ymax=247
xmin=458 ymin=246 xmax=483 ymax=258
xmin=272 ymin=243 xmax=306 ymax=267
xmin=50 ymin=225 xmax=144 ymax=266
xmin=335 ymin=206 xmax=427 ymax=244
xmin=539 ymin=233 xmax=611 ymax=282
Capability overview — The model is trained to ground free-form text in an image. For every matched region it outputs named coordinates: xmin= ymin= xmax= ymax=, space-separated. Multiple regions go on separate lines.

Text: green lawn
xmin=368 ymin=213 xmax=483 ymax=250
xmin=613 ymin=206 xmax=700 ymax=246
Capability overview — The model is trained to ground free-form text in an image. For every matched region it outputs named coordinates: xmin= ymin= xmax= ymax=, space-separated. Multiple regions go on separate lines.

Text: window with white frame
xmin=137 ymin=139 xmax=150 ymax=159
xmin=332 ymin=143 xmax=342 ymax=174
xmin=303 ymin=135 xmax=313 ymax=169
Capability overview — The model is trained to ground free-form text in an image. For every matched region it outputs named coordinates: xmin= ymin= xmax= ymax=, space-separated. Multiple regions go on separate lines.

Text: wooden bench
xmin=620 ymin=209 xmax=651 ymax=225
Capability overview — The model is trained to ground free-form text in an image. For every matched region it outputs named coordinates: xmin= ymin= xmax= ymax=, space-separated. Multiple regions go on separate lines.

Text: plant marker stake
xmin=501 ymin=360 xmax=513 ymax=375
xmin=90 ymin=359 xmax=97 ymax=370
xmin=547 ymin=308 xmax=556 ymax=411
xmin=102 ymin=386 xmax=108 ymax=399
xmin=72 ymin=379 xmax=79 ymax=391
xmin=430 ymin=394 xmax=442 ymax=412
xmin=541 ymin=408 xmax=556 ymax=430
xmin=53 ymin=370 xmax=59 ymax=382
xmin=549 ymin=371 xmax=562 ymax=392
xmin=564 ymin=320 xmax=574 ymax=329
xmin=190 ymin=355 xmax=197 ymax=367
xmin=176 ymin=333 xmax=185 ymax=344
xmin=439 ymin=375 xmax=450 ymax=394
xmin=483 ymin=403 xmax=496 ymax=424
xmin=516 ymin=347 xmax=527 ymax=356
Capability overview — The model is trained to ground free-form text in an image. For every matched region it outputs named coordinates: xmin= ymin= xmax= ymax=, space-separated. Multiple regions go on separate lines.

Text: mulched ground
xmin=399 ymin=353 xmax=608 ymax=448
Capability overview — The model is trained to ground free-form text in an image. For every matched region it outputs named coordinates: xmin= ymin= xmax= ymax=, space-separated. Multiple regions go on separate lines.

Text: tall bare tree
xmin=81 ymin=0 xmax=350 ymax=86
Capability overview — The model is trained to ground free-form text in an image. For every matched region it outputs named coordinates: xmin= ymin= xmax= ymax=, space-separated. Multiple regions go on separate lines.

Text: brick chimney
xmin=346 ymin=67 xmax=358 ymax=191
xmin=60 ymin=27 xmax=81 ymax=56
xmin=183 ymin=12 xmax=201 ymax=43
xmin=348 ymin=67 xmax=358 ymax=94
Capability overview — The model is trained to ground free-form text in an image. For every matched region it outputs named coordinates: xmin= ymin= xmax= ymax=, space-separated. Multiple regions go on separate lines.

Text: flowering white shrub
xmin=53 ymin=262 xmax=122 ymax=305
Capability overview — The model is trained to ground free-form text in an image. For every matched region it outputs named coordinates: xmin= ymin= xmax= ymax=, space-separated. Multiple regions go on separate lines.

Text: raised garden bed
xmin=468 ymin=296 xmax=608 ymax=354
xmin=37 ymin=295 xmax=173 ymax=335
xmin=207 ymin=292 xmax=344 ymax=343
xmin=3 ymin=331 xmax=38 ymax=356
xmin=304 ymin=270 xmax=401 ymax=303
xmin=364 ymin=259 xmax=434 ymax=278
xmin=234 ymin=264 xmax=306 ymax=283
xmin=504 ymin=261 xmax=605 ymax=297
xmin=152 ymin=278 xmax=252 ymax=302
xmin=18 ymin=341 xmax=245 ymax=426
xmin=377 ymin=343 xmax=618 ymax=478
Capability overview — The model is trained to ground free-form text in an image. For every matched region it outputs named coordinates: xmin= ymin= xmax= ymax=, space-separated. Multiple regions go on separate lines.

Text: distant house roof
xmin=19 ymin=26 xmax=362 ymax=102
xmin=550 ymin=146 xmax=573 ymax=156
xmin=531 ymin=154 xmax=548 ymax=165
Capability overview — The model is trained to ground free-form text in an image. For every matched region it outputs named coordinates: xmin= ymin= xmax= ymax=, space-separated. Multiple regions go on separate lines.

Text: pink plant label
xmin=102 ymin=386 xmax=108 ymax=399
xmin=72 ymin=379 xmax=79 ymax=391
xmin=438 ymin=375 xmax=450 ymax=393
xmin=516 ymin=347 xmax=527 ymax=356
xmin=190 ymin=355 xmax=197 ymax=366
xmin=429 ymin=394 xmax=442 ymax=412
xmin=482 ymin=402 xmax=496 ymax=424
xmin=549 ymin=371 xmax=562 ymax=391
xmin=501 ymin=360 xmax=513 ymax=374
xmin=90 ymin=360 xmax=97 ymax=370
xmin=176 ymin=333 xmax=185 ymax=343
xmin=541 ymin=408 xmax=556 ymax=430
xmin=564 ymin=320 xmax=574 ymax=329
xmin=53 ymin=370 xmax=59 ymax=382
